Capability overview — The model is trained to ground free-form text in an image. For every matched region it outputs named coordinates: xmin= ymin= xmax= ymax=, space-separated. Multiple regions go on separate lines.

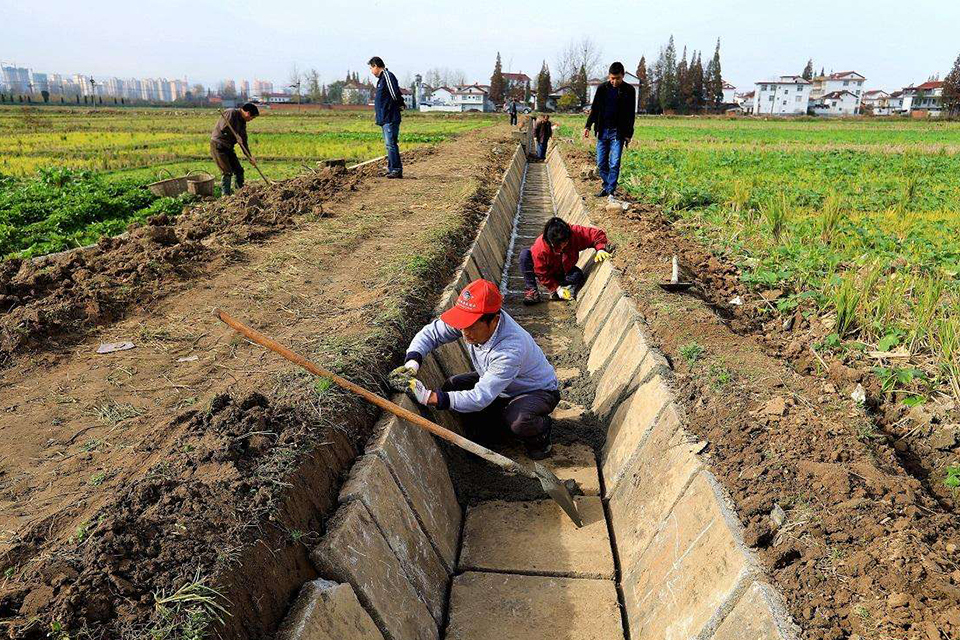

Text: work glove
xmin=594 ymin=250 xmax=611 ymax=263
xmin=555 ymin=286 xmax=574 ymax=301
xmin=388 ymin=360 xmax=420 ymax=392
xmin=408 ymin=379 xmax=432 ymax=406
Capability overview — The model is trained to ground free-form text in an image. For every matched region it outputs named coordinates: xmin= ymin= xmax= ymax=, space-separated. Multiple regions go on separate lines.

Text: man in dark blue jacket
xmin=369 ymin=56 xmax=404 ymax=179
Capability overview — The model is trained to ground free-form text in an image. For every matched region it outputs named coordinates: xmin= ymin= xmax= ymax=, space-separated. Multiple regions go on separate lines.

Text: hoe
xmin=215 ymin=309 xmax=585 ymax=528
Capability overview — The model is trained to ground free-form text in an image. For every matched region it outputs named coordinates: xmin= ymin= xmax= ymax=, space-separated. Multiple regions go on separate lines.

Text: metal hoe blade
xmin=533 ymin=462 xmax=584 ymax=527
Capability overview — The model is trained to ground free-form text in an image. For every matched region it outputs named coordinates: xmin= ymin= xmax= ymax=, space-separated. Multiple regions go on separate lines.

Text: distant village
xmin=1 ymin=61 xmax=952 ymax=118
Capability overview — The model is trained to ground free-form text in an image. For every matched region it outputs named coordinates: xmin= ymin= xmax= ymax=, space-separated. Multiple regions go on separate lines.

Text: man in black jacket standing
xmin=369 ymin=56 xmax=404 ymax=179
xmin=583 ymin=62 xmax=636 ymax=199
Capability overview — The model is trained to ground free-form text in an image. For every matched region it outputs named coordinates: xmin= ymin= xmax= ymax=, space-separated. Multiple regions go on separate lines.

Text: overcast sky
xmin=3 ymin=0 xmax=959 ymax=92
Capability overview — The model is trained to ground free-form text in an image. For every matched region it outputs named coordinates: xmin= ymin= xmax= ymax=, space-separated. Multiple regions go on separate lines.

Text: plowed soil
xmin=0 ymin=125 xmax=511 ymax=639
xmin=563 ymin=143 xmax=960 ymax=640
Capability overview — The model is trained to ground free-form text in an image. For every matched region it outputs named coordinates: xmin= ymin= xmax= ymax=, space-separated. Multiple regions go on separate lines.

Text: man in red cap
xmin=389 ymin=279 xmax=560 ymax=459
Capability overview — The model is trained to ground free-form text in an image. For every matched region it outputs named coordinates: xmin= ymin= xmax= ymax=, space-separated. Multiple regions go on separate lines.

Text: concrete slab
xmin=459 ymin=497 xmax=614 ymax=579
xmin=433 ymin=340 xmax=473 ymax=381
xmin=504 ymin=442 xmax=600 ymax=496
xmin=575 ymin=248 xmax=597 ymax=270
xmin=575 ymin=261 xmax=614 ymax=324
xmin=555 ymin=367 xmax=580 ymax=383
xmin=591 ymin=326 xmax=648 ymax=419
xmin=277 ymin=579 xmax=384 ymax=640
xmin=712 ymin=582 xmax=798 ymax=640
xmin=339 ymin=455 xmax=448 ymax=624
xmin=608 ymin=404 xmax=703 ymax=572
xmin=446 ymin=571 xmax=623 ymax=640
xmin=621 ymin=472 xmax=754 ymax=640
xmin=310 ymin=501 xmax=438 ymax=640
xmin=602 ymin=379 xmax=673 ymax=487
xmin=464 ymin=254 xmax=483 ymax=283
xmin=366 ymin=403 xmax=462 ymax=572
xmin=587 ymin=299 xmax=636 ymax=374
xmin=417 ymin=353 xmax=446 ymax=389
xmin=582 ymin=278 xmax=623 ymax=345
xmin=551 ymin=400 xmax=585 ymax=422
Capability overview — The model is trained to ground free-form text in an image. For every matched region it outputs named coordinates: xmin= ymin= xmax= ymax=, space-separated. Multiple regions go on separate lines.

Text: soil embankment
xmin=562 ymin=141 xmax=960 ymax=640
xmin=0 ymin=125 xmax=511 ymax=639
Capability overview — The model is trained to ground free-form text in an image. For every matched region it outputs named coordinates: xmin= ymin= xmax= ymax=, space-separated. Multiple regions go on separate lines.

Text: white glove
xmin=556 ymin=286 xmax=574 ymax=301
xmin=408 ymin=379 xmax=432 ymax=405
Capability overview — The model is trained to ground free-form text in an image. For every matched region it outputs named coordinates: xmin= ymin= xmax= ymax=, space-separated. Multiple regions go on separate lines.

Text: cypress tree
xmin=709 ymin=38 xmax=724 ymax=108
xmin=536 ymin=61 xmax=551 ymax=111
xmin=944 ymin=53 xmax=960 ymax=116
xmin=692 ymin=52 xmax=706 ymax=112
xmin=490 ymin=52 xmax=505 ymax=105
xmin=802 ymin=59 xmax=814 ymax=81
xmin=572 ymin=63 xmax=588 ymax=107
xmin=636 ymin=57 xmax=648 ymax=113
xmin=658 ymin=36 xmax=679 ymax=113
xmin=678 ymin=46 xmax=694 ymax=113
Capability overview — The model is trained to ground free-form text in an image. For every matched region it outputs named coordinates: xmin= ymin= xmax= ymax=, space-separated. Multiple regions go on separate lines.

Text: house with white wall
xmin=811 ymin=90 xmax=861 ymax=116
xmin=452 ymin=83 xmax=495 ymax=112
xmin=902 ymin=81 xmax=945 ymax=116
xmin=753 ymin=76 xmax=811 ymax=115
xmin=722 ymin=81 xmax=737 ymax=104
xmin=738 ymin=91 xmax=755 ymax=113
xmin=861 ymin=89 xmax=890 ymax=114
xmin=418 ymin=86 xmax=459 ymax=112
xmin=811 ymin=71 xmax=866 ymax=106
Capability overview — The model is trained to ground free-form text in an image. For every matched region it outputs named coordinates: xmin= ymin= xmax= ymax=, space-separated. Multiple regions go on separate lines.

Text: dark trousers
xmin=510 ymin=112 xmax=518 ymax=125
xmin=381 ymin=121 xmax=402 ymax=174
xmin=537 ymin=140 xmax=548 ymax=159
xmin=518 ymin=248 xmax=586 ymax=296
xmin=441 ymin=373 xmax=559 ymax=443
xmin=210 ymin=141 xmax=244 ymax=195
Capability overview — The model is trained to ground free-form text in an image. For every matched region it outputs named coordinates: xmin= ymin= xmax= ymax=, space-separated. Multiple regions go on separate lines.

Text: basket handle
xmin=155 ymin=168 xmax=174 ymax=180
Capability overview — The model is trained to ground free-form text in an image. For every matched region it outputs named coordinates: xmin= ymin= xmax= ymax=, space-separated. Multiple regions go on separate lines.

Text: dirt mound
xmin=0 ymin=166 xmax=364 ymax=366
xmin=564 ymin=144 xmax=960 ymax=640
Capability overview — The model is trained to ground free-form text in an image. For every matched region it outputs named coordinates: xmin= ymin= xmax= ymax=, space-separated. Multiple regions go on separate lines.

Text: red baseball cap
xmin=440 ymin=279 xmax=503 ymax=329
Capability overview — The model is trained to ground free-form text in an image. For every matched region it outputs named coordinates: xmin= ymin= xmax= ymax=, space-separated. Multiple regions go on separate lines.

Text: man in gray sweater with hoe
xmin=390 ymin=279 xmax=560 ymax=459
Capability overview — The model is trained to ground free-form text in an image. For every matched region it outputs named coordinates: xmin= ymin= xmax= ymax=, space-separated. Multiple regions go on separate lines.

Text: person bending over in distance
xmin=534 ymin=114 xmax=552 ymax=161
xmin=368 ymin=56 xmax=404 ymax=179
xmin=520 ymin=216 xmax=611 ymax=305
xmin=210 ymin=102 xmax=259 ymax=196
xmin=389 ymin=279 xmax=560 ymax=460
xmin=583 ymin=61 xmax=636 ymax=201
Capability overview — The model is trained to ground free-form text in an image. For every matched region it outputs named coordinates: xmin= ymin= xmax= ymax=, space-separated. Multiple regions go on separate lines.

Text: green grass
xmin=555 ymin=115 xmax=960 ymax=398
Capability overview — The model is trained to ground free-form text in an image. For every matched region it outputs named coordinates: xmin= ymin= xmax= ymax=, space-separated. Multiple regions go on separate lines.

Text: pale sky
xmin=3 ymin=0 xmax=958 ymax=93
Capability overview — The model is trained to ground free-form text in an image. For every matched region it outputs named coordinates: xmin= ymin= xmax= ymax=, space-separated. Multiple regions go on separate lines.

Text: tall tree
xmin=555 ymin=37 xmax=603 ymax=85
xmin=802 ymin=59 xmax=814 ymax=81
xmin=636 ymin=57 xmax=649 ymax=113
xmin=572 ymin=63 xmax=589 ymax=106
xmin=658 ymin=36 xmax=679 ymax=113
xmin=306 ymin=69 xmax=322 ymax=102
xmin=645 ymin=56 xmax=662 ymax=114
xmin=536 ymin=61 xmax=552 ymax=111
xmin=490 ymin=52 xmax=505 ymax=105
xmin=691 ymin=52 xmax=706 ymax=112
xmin=708 ymin=38 xmax=724 ymax=108
xmin=943 ymin=53 xmax=960 ymax=116
xmin=678 ymin=46 xmax=693 ymax=113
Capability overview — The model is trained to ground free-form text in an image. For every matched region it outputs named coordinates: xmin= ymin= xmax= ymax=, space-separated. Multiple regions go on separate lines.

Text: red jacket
xmin=530 ymin=225 xmax=608 ymax=292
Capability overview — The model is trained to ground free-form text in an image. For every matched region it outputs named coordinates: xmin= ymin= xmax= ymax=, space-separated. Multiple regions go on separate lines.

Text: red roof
xmin=827 ymin=71 xmax=864 ymax=80
xmin=722 ymin=81 xmax=736 ymax=89
xmin=916 ymin=81 xmax=944 ymax=90
xmin=502 ymin=72 xmax=531 ymax=82
xmin=820 ymin=90 xmax=858 ymax=100
xmin=862 ymin=89 xmax=887 ymax=96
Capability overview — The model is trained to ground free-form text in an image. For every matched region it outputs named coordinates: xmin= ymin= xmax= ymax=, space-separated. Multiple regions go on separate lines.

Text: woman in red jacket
xmin=520 ymin=217 xmax=611 ymax=305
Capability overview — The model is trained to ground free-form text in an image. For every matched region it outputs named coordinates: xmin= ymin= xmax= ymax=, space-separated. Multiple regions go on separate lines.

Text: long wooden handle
xmin=218 ymin=109 xmax=271 ymax=184
xmin=215 ymin=309 xmax=533 ymax=477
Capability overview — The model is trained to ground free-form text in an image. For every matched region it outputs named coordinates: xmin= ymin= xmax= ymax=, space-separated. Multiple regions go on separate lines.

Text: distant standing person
xmin=583 ymin=61 xmax=636 ymax=200
xmin=210 ymin=102 xmax=259 ymax=196
xmin=509 ymin=100 xmax=518 ymax=126
xmin=534 ymin=114 xmax=552 ymax=160
xmin=369 ymin=56 xmax=404 ymax=179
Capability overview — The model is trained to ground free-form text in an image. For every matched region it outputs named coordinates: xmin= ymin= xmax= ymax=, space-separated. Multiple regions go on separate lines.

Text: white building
xmin=451 ymin=83 xmax=494 ymax=112
xmin=722 ymin=81 xmax=737 ymax=104
xmin=1 ymin=66 xmax=30 ymax=93
xmin=753 ymin=76 xmax=811 ymax=115
xmin=737 ymin=91 xmax=755 ymax=113
xmin=260 ymin=92 xmax=292 ymax=103
xmin=811 ymin=71 xmax=866 ymax=105
xmin=861 ymin=89 xmax=890 ymax=114
xmin=811 ymin=90 xmax=861 ymax=116
xmin=418 ymin=86 xmax=459 ymax=112
xmin=899 ymin=81 xmax=945 ymax=116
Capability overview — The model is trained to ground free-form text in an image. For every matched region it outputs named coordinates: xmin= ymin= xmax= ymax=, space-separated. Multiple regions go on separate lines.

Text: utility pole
xmin=289 ymin=81 xmax=301 ymax=113
xmin=89 ymin=77 xmax=97 ymax=107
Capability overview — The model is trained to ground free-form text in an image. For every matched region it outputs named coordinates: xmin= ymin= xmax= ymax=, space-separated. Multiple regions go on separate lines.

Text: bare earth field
xmin=0 ymin=124 xmax=512 ymax=639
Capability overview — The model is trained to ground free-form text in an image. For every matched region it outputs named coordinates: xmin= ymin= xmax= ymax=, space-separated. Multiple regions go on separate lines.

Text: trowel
xmin=215 ymin=309 xmax=585 ymax=528
xmin=658 ymin=255 xmax=694 ymax=293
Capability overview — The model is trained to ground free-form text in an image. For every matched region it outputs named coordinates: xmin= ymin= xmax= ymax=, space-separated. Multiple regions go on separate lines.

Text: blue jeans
xmin=381 ymin=121 xmax=402 ymax=174
xmin=596 ymin=128 xmax=624 ymax=194
xmin=537 ymin=140 xmax=547 ymax=159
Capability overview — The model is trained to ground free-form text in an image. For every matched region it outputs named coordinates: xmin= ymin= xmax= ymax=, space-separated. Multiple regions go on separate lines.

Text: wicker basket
xmin=146 ymin=169 xmax=188 ymax=197
xmin=186 ymin=171 xmax=216 ymax=197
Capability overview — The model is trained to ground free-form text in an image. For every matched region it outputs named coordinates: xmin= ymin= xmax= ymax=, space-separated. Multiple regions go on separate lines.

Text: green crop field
xmin=0 ymin=106 xmax=496 ymax=259
xmin=555 ymin=115 xmax=960 ymax=400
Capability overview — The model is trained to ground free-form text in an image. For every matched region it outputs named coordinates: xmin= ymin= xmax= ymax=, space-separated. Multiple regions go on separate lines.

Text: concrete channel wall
xmin=275 ymin=137 xmax=799 ymax=640
xmin=276 ymin=144 xmax=528 ymax=640
xmin=543 ymin=145 xmax=799 ymax=640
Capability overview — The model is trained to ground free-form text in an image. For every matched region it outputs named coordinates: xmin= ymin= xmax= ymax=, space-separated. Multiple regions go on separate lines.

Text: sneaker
xmin=594 ymin=189 xmax=608 ymax=198
xmin=523 ymin=288 xmax=542 ymax=305
xmin=524 ymin=422 xmax=553 ymax=460
xmin=386 ymin=171 xmax=403 ymax=179
xmin=607 ymin=194 xmax=618 ymax=204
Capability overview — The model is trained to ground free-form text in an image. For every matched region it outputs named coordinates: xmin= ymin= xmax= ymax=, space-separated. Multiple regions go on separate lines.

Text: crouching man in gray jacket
xmin=390 ymin=278 xmax=559 ymax=459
